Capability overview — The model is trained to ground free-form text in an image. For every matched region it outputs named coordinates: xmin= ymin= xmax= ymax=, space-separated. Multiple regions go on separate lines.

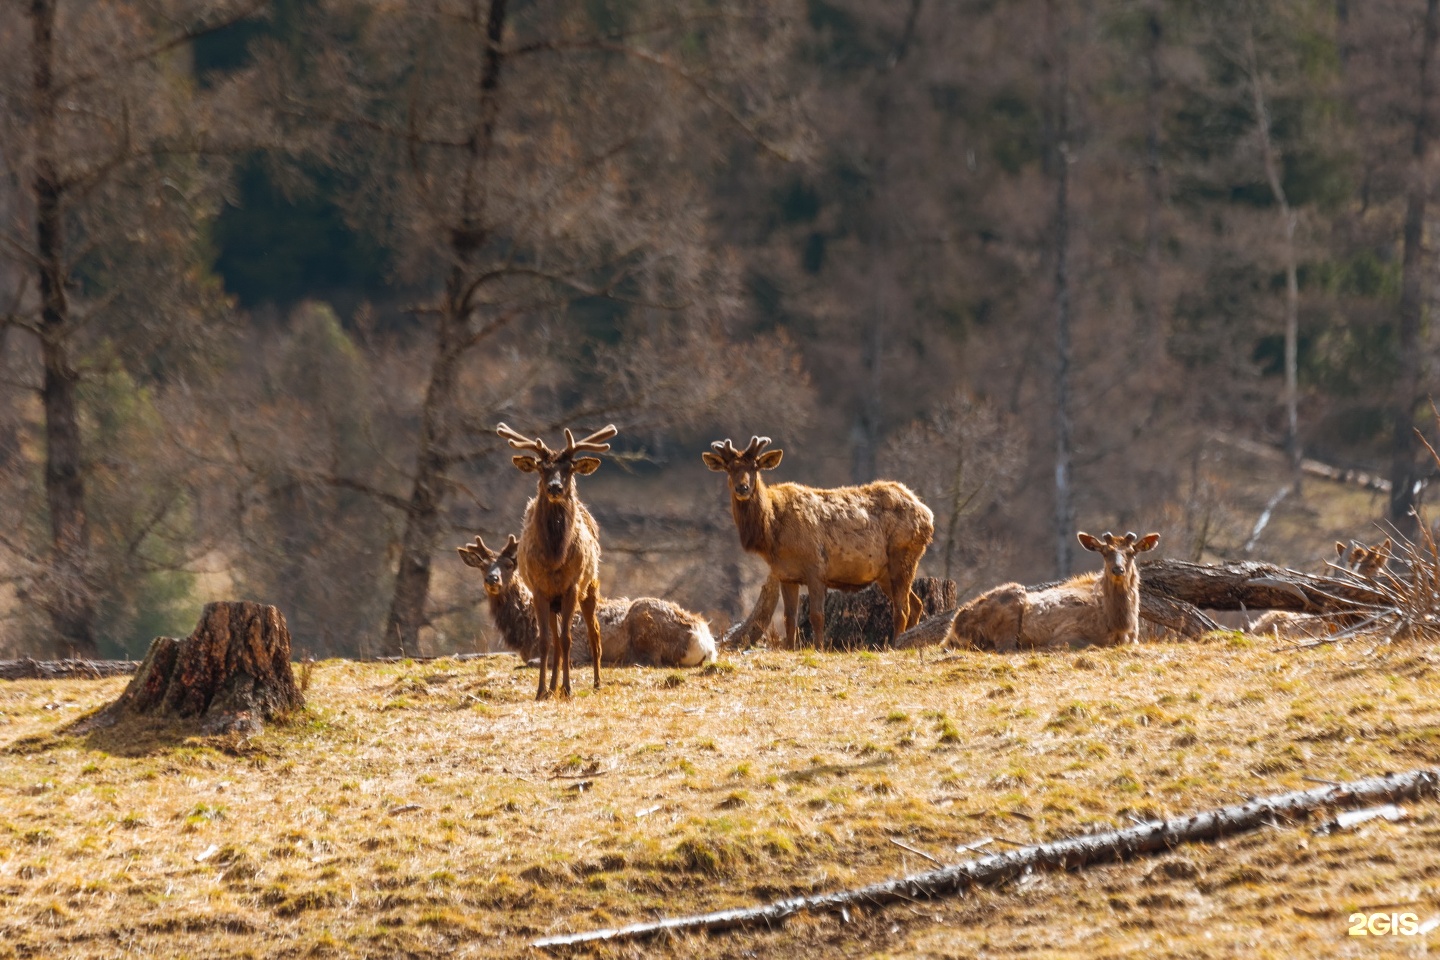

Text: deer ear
xmin=457 ymin=538 xmax=491 ymax=567
xmin=1136 ymin=532 xmax=1161 ymax=552
xmin=1336 ymin=541 xmax=1347 ymax=557
xmin=572 ymin=456 xmax=602 ymax=475
xmin=1077 ymin=532 xmax=1102 ymax=553
xmin=513 ymin=456 xmax=539 ymax=473
xmin=1380 ymin=537 xmax=1393 ymax=552
xmin=756 ymin=449 xmax=784 ymax=470
xmin=702 ymin=451 xmax=727 ymax=471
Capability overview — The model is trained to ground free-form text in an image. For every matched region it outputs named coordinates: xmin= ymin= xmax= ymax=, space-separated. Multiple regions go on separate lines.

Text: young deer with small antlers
xmin=703 ymin=435 xmax=934 ymax=647
xmin=946 ymin=531 xmax=1161 ymax=651
xmin=458 ymin=534 xmax=716 ymax=667
xmin=1247 ymin=537 xmax=1393 ymax=640
xmin=497 ymin=422 xmax=617 ymax=699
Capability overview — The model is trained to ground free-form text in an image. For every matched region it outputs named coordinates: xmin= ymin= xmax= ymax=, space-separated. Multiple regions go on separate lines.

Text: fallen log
xmin=720 ymin=577 xmax=781 ymax=649
xmin=1139 ymin=558 xmax=1387 ymax=613
xmin=532 ymin=767 xmax=1440 ymax=949
xmin=1140 ymin=592 xmax=1222 ymax=637
xmin=0 ymin=658 xmax=139 ymax=681
xmin=894 ymin=609 xmax=954 ymax=649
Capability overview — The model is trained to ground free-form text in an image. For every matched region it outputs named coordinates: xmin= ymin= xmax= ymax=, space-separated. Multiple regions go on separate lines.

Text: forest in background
xmin=1 ymin=0 xmax=1437 ymax=659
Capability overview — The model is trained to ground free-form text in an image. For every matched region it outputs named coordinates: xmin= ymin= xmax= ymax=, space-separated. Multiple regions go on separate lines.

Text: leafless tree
xmin=0 ymin=0 xmax=270 ymax=654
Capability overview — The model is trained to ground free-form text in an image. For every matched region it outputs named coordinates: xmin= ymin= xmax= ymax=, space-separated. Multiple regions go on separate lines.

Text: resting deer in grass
xmin=946 ymin=531 xmax=1161 ymax=651
xmin=703 ymin=435 xmax=934 ymax=647
xmin=459 ymin=534 xmax=716 ymax=667
xmin=1247 ymin=537 xmax=1393 ymax=640
xmin=497 ymin=422 xmax=616 ymax=699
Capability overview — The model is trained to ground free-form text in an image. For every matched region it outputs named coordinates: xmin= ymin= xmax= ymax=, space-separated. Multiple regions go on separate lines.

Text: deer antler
xmin=457 ymin=535 xmax=493 ymax=567
xmin=564 ymin=424 xmax=618 ymax=455
xmin=496 ymin=422 xmax=552 ymax=457
xmin=742 ymin=436 xmax=771 ymax=458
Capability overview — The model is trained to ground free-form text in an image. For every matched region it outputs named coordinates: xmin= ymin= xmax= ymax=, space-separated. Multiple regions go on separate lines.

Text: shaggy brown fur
xmin=497 ymin=423 xmax=616 ymax=699
xmin=458 ymin=535 xmax=716 ymax=666
xmin=1247 ymin=537 xmax=1393 ymax=640
xmin=703 ymin=436 xmax=935 ymax=647
xmin=946 ymin=531 xmax=1160 ymax=651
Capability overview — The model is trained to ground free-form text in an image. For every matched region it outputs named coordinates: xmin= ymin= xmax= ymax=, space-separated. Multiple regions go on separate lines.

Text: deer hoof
xmin=535 ymin=688 xmax=551 ymax=702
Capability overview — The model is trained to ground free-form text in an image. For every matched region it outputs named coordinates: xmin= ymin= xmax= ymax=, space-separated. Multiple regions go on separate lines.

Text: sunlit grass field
xmin=2 ymin=638 xmax=1439 ymax=958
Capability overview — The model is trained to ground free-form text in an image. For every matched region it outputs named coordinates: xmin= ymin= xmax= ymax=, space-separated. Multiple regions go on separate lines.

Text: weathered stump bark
xmin=796 ymin=578 xmax=957 ymax=650
xmin=86 ymin=601 xmax=303 ymax=735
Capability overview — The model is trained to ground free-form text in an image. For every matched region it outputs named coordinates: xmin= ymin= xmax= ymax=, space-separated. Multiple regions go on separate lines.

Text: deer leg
xmin=534 ymin=593 xmax=554 ymax=701
xmin=806 ymin=576 xmax=826 ymax=649
xmin=581 ymin=583 xmax=602 ymax=690
xmin=780 ymin=582 xmax=800 ymax=647
xmin=558 ymin=587 xmax=579 ymax=698
xmin=888 ymin=553 xmax=925 ymax=637
xmin=878 ymin=575 xmax=909 ymax=648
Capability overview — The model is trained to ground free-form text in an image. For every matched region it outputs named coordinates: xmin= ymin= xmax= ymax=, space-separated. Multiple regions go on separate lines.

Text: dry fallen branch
xmin=0 ymin=658 xmax=139 ymax=681
xmin=532 ymin=767 xmax=1440 ymax=949
xmin=0 ymin=651 xmax=517 ymax=683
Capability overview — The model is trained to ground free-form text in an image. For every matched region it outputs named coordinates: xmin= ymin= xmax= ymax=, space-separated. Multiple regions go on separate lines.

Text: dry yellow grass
xmin=2 ymin=638 xmax=1440 ymax=958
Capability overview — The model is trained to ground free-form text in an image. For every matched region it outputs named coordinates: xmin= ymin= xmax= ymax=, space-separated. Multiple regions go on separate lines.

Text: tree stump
xmin=86 ymin=601 xmax=303 ymax=735
xmin=796 ymin=577 xmax=958 ymax=650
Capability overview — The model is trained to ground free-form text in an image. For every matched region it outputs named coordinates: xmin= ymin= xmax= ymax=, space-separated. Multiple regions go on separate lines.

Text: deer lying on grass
xmin=497 ymin=422 xmax=616 ymax=699
xmin=1247 ymin=538 xmax=1393 ymax=640
xmin=945 ymin=531 xmax=1161 ymax=651
xmin=703 ymin=435 xmax=934 ymax=647
xmin=459 ymin=535 xmax=716 ymax=667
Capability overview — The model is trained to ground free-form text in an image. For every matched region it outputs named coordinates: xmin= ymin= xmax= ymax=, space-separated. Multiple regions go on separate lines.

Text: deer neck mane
xmin=1095 ymin=566 xmax=1140 ymax=635
xmin=533 ymin=489 xmax=579 ymax=563
xmin=732 ymin=479 xmax=775 ymax=555
xmin=486 ymin=577 xmax=541 ymax=659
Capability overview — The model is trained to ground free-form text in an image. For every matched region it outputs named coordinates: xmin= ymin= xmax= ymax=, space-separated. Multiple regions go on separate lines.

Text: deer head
xmin=702 ymin=436 xmax=784 ymax=502
xmin=1077 ymin=530 xmax=1160 ymax=583
xmin=458 ymin=534 xmax=520 ymax=596
xmin=1335 ymin=537 xmax=1391 ymax=580
xmin=497 ymin=423 xmax=617 ymax=504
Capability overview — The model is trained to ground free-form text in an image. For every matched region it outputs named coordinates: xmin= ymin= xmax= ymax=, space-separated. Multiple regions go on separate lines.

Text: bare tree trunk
xmin=1142 ymin=0 xmax=1164 ymax=340
xmin=1389 ymin=0 xmax=1439 ymax=539
xmin=851 ymin=292 xmax=884 ymax=484
xmin=1047 ymin=0 xmax=1076 ymax=578
xmin=382 ymin=310 xmax=460 ymax=655
xmin=380 ymin=0 xmax=509 ymax=655
xmin=1246 ymin=27 xmax=1303 ymax=491
xmin=30 ymin=0 xmax=96 ymax=657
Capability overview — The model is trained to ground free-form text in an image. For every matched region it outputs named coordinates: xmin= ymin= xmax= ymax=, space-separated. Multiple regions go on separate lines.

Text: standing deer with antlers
xmin=703 ymin=435 xmax=934 ymax=648
xmin=498 ymin=422 xmax=617 ymax=699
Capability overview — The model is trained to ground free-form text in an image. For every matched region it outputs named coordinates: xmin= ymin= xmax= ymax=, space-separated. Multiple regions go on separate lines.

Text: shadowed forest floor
xmin=2 ymin=639 xmax=1439 ymax=958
